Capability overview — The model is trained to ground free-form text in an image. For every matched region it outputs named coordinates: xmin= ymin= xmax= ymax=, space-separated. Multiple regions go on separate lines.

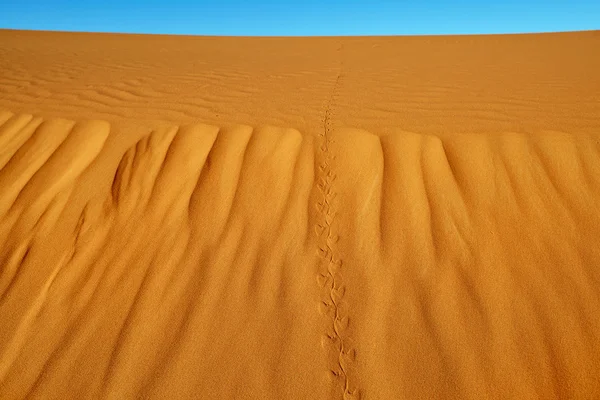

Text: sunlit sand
xmin=1 ymin=29 xmax=599 ymax=399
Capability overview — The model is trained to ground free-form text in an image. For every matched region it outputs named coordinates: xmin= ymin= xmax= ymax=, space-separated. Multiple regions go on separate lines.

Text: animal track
xmin=315 ymin=42 xmax=360 ymax=400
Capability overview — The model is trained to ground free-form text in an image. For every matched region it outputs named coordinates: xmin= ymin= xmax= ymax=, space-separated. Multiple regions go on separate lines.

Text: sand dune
xmin=1 ymin=29 xmax=600 ymax=399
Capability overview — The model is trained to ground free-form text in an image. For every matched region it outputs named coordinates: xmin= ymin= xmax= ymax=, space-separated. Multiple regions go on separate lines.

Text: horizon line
xmin=1 ymin=27 xmax=598 ymax=39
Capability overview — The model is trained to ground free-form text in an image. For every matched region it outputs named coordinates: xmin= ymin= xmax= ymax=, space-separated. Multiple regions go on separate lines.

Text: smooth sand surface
xmin=1 ymin=29 xmax=600 ymax=399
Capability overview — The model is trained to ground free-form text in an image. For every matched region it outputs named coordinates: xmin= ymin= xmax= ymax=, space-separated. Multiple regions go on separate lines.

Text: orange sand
xmin=0 ymin=29 xmax=599 ymax=399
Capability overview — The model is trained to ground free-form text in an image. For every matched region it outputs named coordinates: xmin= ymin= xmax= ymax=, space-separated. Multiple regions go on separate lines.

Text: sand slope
xmin=1 ymin=30 xmax=600 ymax=399
xmin=1 ymin=29 xmax=600 ymax=135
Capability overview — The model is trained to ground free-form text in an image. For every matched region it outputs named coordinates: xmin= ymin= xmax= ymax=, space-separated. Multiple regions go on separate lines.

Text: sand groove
xmin=0 ymin=113 xmax=110 ymax=392
xmin=0 ymin=122 xmax=221 ymax=399
xmin=0 ymin=114 xmax=109 ymax=301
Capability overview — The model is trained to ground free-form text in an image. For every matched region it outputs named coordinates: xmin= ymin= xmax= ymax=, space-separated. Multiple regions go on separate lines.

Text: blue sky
xmin=1 ymin=0 xmax=598 ymax=36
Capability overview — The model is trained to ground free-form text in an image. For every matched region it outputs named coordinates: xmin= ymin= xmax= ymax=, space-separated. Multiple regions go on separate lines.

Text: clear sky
xmin=1 ymin=0 xmax=599 ymax=36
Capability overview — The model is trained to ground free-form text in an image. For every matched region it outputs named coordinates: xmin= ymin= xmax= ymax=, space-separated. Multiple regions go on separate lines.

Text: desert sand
xmin=0 ymin=28 xmax=599 ymax=399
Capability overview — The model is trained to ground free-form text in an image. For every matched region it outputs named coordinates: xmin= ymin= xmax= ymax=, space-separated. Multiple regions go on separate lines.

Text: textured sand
xmin=1 ymin=29 xmax=600 ymax=399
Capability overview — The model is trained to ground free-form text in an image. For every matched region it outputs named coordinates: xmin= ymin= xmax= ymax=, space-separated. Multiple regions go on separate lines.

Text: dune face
xmin=1 ymin=30 xmax=600 ymax=399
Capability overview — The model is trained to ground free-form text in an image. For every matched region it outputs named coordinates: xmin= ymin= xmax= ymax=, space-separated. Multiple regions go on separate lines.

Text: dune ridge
xmin=0 ymin=107 xmax=599 ymax=398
